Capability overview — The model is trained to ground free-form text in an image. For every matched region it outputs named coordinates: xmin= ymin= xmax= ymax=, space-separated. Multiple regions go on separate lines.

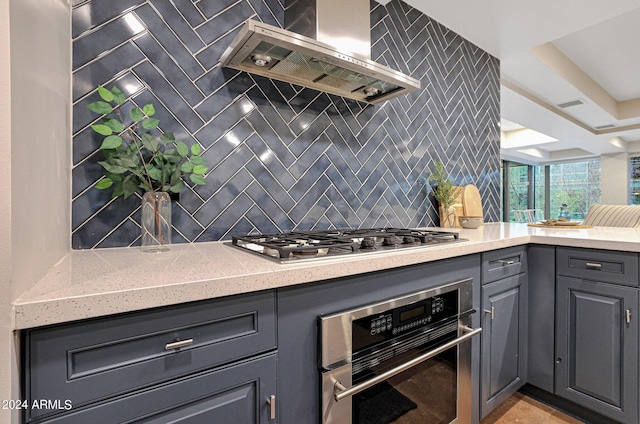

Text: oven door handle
xmin=333 ymin=325 xmax=482 ymax=402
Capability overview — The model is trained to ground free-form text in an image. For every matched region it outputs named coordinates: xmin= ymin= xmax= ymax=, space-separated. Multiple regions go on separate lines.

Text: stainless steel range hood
xmin=219 ymin=0 xmax=420 ymax=104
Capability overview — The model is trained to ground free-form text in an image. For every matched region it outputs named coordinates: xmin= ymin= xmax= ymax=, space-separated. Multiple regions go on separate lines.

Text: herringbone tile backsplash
xmin=71 ymin=0 xmax=500 ymax=249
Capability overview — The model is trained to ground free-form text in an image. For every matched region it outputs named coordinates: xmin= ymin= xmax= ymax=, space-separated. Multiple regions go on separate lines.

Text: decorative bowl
xmin=459 ymin=216 xmax=483 ymax=229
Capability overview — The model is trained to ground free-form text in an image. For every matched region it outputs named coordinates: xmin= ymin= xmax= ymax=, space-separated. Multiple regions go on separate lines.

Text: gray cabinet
xmin=526 ymin=244 xmax=556 ymax=393
xmin=480 ymin=250 xmax=527 ymax=419
xmin=23 ymin=291 xmax=277 ymax=424
xmin=555 ymin=276 xmax=638 ymax=424
xmin=34 ymin=353 xmax=277 ymax=424
xmin=277 ymin=254 xmax=482 ymax=424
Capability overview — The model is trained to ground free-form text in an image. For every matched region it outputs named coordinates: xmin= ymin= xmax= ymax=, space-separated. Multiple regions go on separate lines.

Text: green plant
xmin=86 ymin=85 xmax=207 ymax=199
xmin=428 ymin=161 xmax=460 ymax=212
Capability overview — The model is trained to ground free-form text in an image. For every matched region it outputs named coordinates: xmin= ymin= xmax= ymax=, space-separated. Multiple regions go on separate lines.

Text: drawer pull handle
xmin=165 ymin=338 xmax=194 ymax=350
xmin=585 ymin=262 xmax=602 ymax=269
xmin=497 ymin=260 xmax=515 ymax=266
xmin=484 ymin=307 xmax=495 ymax=320
xmin=626 ymin=309 xmax=632 ymax=325
xmin=267 ymin=395 xmax=276 ymax=420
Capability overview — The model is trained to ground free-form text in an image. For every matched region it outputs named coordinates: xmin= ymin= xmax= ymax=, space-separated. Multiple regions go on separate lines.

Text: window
xmin=631 ymin=156 xmax=640 ymax=205
xmin=548 ymin=160 xmax=601 ymax=219
xmin=502 ymin=159 xmax=601 ymax=221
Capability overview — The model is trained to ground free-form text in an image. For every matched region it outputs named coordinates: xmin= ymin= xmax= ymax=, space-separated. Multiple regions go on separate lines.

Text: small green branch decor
xmin=87 ymin=85 xmax=208 ymax=252
xmin=428 ymin=162 xmax=461 ymax=228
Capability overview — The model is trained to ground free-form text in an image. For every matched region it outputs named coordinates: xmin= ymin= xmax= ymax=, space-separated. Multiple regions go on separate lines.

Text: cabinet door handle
xmin=484 ymin=307 xmax=495 ymax=320
xmin=165 ymin=338 xmax=194 ymax=350
xmin=267 ymin=395 xmax=276 ymax=420
xmin=626 ymin=309 xmax=632 ymax=325
xmin=585 ymin=262 xmax=602 ymax=269
xmin=497 ymin=260 xmax=515 ymax=266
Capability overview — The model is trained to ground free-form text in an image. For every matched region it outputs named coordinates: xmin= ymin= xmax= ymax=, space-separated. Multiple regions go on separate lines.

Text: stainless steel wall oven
xmin=319 ymin=279 xmax=481 ymax=424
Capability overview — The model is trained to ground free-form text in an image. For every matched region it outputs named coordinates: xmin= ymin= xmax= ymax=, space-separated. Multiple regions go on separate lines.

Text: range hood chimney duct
xmin=219 ymin=0 xmax=420 ymax=104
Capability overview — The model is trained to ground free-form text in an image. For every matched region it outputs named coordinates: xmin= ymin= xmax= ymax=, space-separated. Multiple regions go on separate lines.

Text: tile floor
xmin=481 ymin=393 xmax=585 ymax=423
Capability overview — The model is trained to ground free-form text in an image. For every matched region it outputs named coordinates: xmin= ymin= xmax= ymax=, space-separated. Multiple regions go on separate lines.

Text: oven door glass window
xmin=352 ymin=344 xmax=457 ymax=424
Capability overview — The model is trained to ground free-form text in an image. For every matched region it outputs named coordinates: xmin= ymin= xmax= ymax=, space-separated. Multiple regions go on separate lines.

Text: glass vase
xmin=141 ymin=192 xmax=171 ymax=252
xmin=440 ymin=205 xmax=458 ymax=228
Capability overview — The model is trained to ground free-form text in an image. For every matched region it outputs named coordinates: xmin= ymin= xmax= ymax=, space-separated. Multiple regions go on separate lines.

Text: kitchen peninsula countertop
xmin=13 ymin=223 xmax=640 ymax=330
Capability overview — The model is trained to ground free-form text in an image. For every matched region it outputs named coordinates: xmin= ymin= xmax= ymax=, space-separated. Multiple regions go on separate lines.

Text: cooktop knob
xmin=403 ymin=236 xmax=417 ymax=244
xmin=360 ymin=237 xmax=376 ymax=249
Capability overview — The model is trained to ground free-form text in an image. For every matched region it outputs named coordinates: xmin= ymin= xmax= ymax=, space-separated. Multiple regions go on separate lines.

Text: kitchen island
xmin=15 ymin=223 xmax=640 ymax=424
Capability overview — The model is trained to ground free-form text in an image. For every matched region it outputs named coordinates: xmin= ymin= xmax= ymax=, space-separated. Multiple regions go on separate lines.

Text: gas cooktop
xmin=230 ymin=228 xmax=467 ymax=262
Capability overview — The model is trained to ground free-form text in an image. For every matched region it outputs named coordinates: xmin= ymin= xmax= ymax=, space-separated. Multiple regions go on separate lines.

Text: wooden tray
xmin=528 ymin=223 xmax=593 ymax=229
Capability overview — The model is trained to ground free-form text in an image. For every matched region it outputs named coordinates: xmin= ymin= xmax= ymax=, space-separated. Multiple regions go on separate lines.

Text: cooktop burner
xmin=230 ymin=228 xmax=467 ymax=262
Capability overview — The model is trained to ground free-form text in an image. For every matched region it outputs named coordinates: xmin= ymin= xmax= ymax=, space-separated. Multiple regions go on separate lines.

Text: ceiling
xmin=403 ymin=0 xmax=640 ymax=165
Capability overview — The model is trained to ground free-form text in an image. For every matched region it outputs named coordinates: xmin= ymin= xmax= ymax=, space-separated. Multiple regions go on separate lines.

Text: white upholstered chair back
xmin=582 ymin=204 xmax=640 ymax=227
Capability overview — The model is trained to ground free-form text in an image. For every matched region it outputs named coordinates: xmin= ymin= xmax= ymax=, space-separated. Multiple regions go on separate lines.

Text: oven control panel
xmin=358 ymin=290 xmax=457 ymax=339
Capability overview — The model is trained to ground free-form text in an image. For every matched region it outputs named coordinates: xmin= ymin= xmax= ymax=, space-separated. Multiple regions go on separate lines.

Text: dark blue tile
xmin=226 ymin=217 xmax=257 ymax=239
xmin=194 ymin=96 xmax=254 ymax=147
xmin=195 ymin=72 xmax=255 ymax=121
xmin=148 ymin=0 xmax=205 ymax=53
xmin=245 ymin=182 xmax=294 ymax=229
xmin=196 ymin=0 xmax=238 ymax=19
xmin=199 ymin=121 xmax=254 ymax=174
xmin=73 ymin=42 xmax=144 ymax=101
xmin=73 ymin=14 xmax=145 ymax=69
xmin=244 ymin=158 xmax=295 ymax=211
xmin=288 ymin=114 xmax=331 ymax=155
xmin=196 ymin=2 xmax=254 ymax=44
xmin=72 ymin=151 xmax=105 ymax=198
xmin=72 ymin=194 xmax=140 ymax=248
xmin=198 ymin=143 xmax=254 ymax=199
xmin=71 ymin=185 xmax=112 ymax=231
xmin=130 ymin=89 xmax=199 ymax=148
xmin=192 ymin=164 xmax=252 ymax=218
xmin=73 ymin=126 xmax=103 ymax=166
xmin=244 ymin=205 xmax=283 ymax=234
xmin=288 ymin=175 xmax=330 ymax=222
xmin=133 ymin=33 xmax=204 ymax=106
xmin=244 ymin=133 xmax=295 ymax=189
xmin=249 ymin=80 xmax=295 ymax=123
xmin=132 ymin=61 xmax=205 ymax=132
xmin=196 ymin=193 xmax=253 ymax=241
xmin=195 ymin=67 xmax=238 ymax=96
xmin=195 ymin=30 xmax=237 ymax=70
xmin=172 ymin=203 xmax=205 ymax=241
xmin=134 ymin=4 xmax=205 ymax=80
xmin=72 ymin=0 xmax=144 ymax=38
xmin=288 ymin=133 xmax=329 ymax=179
xmin=246 ymin=112 xmax=295 ymax=167
xmin=96 ymin=217 xmax=141 ymax=248
xmin=248 ymin=0 xmax=283 ymax=27
xmin=171 ymin=0 xmax=205 ymax=27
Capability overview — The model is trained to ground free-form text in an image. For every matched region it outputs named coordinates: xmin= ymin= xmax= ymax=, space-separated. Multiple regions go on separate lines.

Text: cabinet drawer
xmin=35 ymin=353 xmax=277 ymax=424
xmin=24 ymin=291 xmax=276 ymax=422
xmin=482 ymin=246 xmax=527 ymax=284
xmin=557 ymin=247 xmax=639 ymax=286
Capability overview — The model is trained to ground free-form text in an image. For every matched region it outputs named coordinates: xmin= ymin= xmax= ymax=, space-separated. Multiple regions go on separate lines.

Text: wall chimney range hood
xmin=219 ymin=0 xmax=420 ymax=104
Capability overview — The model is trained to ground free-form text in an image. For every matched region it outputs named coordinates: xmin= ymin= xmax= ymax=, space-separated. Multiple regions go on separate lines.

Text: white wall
xmin=0 ymin=0 xmax=13 ymax=421
xmin=10 ymin=0 xmax=70 ymax=299
xmin=601 ymin=152 xmax=629 ymax=205
xmin=1 ymin=1 xmax=71 ymax=421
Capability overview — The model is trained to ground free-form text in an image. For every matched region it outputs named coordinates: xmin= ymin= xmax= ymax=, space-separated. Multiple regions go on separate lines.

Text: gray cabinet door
xmin=481 ymin=273 xmax=527 ymax=419
xmin=38 ymin=353 xmax=277 ymax=424
xmin=556 ymin=277 xmax=638 ymax=424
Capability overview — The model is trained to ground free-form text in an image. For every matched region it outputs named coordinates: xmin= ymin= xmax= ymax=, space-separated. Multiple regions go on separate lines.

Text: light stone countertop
xmin=13 ymin=223 xmax=640 ymax=330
